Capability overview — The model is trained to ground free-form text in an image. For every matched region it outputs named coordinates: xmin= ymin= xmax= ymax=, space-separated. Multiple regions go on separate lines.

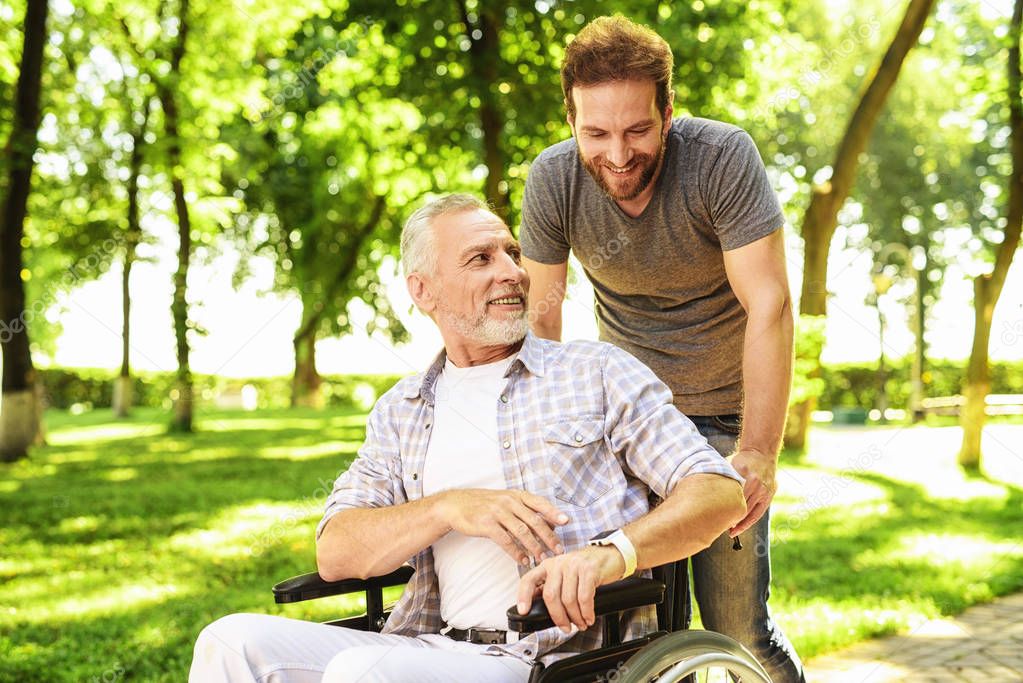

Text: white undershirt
xmin=422 ymin=354 xmax=521 ymax=630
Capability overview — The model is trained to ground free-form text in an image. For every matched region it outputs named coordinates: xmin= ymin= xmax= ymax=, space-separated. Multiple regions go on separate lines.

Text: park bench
xmin=920 ymin=393 xmax=1023 ymax=417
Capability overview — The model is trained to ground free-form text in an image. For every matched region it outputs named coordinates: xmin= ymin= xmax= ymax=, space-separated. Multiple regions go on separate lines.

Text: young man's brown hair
xmin=561 ymin=15 xmax=675 ymax=119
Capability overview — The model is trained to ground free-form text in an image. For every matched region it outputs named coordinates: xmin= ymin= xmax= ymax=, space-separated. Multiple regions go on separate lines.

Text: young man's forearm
xmin=531 ymin=314 xmax=562 ymax=341
xmin=523 ymin=257 xmax=567 ymax=341
xmin=738 ymin=296 xmax=794 ymax=459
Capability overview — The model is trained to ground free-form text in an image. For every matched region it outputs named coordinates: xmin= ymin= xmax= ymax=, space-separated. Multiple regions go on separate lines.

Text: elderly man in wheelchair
xmin=189 ymin=194 xmax=771 ymax=682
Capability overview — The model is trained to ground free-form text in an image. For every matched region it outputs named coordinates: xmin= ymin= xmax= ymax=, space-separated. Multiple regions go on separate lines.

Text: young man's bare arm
xmin=722 ymin=228 xmax=794 ymax=535
xmin=523 ymin=257 xmax=567 ymax=341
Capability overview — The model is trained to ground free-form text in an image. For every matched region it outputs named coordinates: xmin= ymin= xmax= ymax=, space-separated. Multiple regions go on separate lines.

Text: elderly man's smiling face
xmin=409 ymin=208 xmax=530 ymax=365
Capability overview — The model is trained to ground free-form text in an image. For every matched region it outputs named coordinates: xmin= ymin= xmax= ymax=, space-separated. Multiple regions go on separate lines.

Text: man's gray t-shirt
xmin=519 ymin=117 xmax=783 ymax=416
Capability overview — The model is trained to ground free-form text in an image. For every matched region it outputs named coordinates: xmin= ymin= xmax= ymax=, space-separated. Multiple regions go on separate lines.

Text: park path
xmin=790 ymin=423 xmax=1023 ymax=681
xmin=805 ymin=591 xmax=1023 ymax=681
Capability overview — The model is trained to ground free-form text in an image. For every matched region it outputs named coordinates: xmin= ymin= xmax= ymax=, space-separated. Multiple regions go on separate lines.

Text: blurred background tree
xmin=1 ymin=0 xmax=1021 ymax=470
xmin=954 ymin=0 xmax=1023 ymax=469
xmin=1 ymin=0 xmax=48 ymax=461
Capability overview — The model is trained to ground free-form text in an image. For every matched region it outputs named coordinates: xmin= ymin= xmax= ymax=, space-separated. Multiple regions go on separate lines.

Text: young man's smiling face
xmin=569 ymin=79 xmax=672 ymax=213
xmin=411 ymin=207 xmax=530 ymax=361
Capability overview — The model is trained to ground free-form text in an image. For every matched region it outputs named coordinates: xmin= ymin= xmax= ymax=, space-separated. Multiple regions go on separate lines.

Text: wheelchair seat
xmin=272 ymin=558 xmax=772 ymax=682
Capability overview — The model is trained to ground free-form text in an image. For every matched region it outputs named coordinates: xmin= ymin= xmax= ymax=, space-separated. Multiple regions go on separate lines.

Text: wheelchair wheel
xmin=617 ymin=630 xmax=773 ymax=683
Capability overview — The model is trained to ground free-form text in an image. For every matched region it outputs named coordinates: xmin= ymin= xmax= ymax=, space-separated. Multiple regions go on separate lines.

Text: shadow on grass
xmin=2 ymin=407 xmax=384 ymax=682
xmin=4 ymin=453 xmax=362 ymax=545
xmin=0 ymin=539 xmax=366 ymax=682
xmin=5 ymin=410 xmax=1023 ymax=681
xmin=2 ymin=408 xmax=370 ymax=567
xmin=770 ymin=469 xmax=1023 ymax=616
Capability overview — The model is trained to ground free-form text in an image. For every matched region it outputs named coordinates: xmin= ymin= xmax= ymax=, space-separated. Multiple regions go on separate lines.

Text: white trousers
xmin=189 ymin=613 xmax=533 ymax=682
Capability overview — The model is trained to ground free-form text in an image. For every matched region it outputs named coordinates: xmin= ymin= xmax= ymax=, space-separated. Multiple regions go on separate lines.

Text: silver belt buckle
xmin=469 ymin=628 xmax=507 ymax=645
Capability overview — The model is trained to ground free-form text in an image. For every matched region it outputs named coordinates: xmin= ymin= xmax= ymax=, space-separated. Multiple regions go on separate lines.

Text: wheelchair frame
xmin=272 ymin=559 xmax=772 ymax=683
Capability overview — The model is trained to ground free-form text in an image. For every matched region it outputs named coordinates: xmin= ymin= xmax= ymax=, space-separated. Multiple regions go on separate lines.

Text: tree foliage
xmin=2 ymin=0 xmax=1021 ymax=431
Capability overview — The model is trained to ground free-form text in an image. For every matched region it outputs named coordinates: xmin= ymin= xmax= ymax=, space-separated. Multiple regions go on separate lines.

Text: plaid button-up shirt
xmin=317 ymin=332 xmax=743 ymax=665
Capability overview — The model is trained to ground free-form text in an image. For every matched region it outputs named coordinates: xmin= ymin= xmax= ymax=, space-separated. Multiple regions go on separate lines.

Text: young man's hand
xmin=728 ymin=448 xmax=777 ymax=536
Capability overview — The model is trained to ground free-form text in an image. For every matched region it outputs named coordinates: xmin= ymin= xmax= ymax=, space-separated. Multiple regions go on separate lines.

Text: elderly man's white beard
xmin=437 ymin=300 xmax=529 ymax=346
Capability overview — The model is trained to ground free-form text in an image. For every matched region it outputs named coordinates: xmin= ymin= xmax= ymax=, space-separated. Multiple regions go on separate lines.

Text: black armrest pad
xmin=506 ymin=576 xmax=665 ymax=632
xmin=273 ymin=566 xmax=415 ymax=604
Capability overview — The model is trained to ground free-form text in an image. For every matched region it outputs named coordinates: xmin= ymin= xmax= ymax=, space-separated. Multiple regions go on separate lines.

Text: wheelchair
xmin=272 ymin=557 xmax=772 ymax=682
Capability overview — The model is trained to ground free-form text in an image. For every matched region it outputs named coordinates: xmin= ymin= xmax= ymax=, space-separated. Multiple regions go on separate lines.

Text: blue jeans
xmin=687 ymin=415 xmax=806 ymax=683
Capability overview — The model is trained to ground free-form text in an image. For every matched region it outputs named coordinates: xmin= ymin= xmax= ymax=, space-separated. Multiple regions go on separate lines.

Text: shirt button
xmin=412 ymin=473 xmax=418 ymax=480
xmin=425 ymin=424 xmax=431 ymax=430
xmin=500 ymin=395 xmax=508 ymax=403
xmin=575 ymin=434 xmax=583 ymax=442
xmin=502 ymin=440 xmax=511 ymax=449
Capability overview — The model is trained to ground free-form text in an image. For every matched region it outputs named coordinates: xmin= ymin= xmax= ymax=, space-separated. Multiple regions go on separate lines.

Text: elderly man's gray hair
xmin=400 ymin=194 xmax=493 ymax=277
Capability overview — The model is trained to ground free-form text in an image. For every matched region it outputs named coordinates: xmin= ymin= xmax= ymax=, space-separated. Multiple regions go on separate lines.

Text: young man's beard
xmin=580 ymin=139 xmax=665 ymax=202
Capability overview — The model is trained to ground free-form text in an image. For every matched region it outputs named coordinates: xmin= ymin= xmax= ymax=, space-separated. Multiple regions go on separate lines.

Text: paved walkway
xmin=806 ymin=592 xmax=1023 ymax=682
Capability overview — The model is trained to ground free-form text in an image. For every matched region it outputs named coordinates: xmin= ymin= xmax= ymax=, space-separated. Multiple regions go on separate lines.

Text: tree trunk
xmin=910 ymin=262 xmax=926 ymax=422
xmin=459 ymin=1 xmax=507 ymax=214
xmin=959 ymin=278 xmax=993 ymax=469
xmin=291 ymin=323 xmax=323 ymax=409
xmin=959 ymin=0 xmax=1023 ymax=470
xmin=785 ymin=0 xmax=935 ymax=449
xmin=783 ymin=398 xmax=813 ymax=450
xmin=113 ymin=103 xmax=148 ymax=419
xmin=158 ymin=0 xmax=192 ymax=432
xmin=168 ymin=160 xmax=192 ymax=432
xmin=288 ymin=195 xmax=384 ymax=408
xmin=875 ymin=303 xmax=888 ymax=423
xmin=797 ymin=0 xmax=935 ymax=317
xmin=113 ymin=376 xmax=134 ymax=418
xmin=0 ymin=0 xmax=49 ymax=463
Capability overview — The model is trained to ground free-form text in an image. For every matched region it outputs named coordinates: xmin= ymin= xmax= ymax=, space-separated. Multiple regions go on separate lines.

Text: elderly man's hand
xmin=515 ymin=545 xmax=625 ymax=633
xmin=436 ymin=489 xmax=569 ymax=565
xmin=728 ymin=448 xmax=777 ymax=536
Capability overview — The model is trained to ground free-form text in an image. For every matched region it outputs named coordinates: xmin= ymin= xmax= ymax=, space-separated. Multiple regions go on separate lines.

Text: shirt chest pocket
xmin=542 ymin=417 xmax=613 ymax=507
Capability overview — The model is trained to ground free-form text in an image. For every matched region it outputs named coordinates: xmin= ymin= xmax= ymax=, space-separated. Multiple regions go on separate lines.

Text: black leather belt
xmin=443 ymin=627 xmax=509 ymax=645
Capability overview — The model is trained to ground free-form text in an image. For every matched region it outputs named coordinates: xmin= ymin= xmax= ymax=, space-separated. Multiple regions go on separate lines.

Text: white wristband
xmin=587 ymin=529 xmax=638 ymax=579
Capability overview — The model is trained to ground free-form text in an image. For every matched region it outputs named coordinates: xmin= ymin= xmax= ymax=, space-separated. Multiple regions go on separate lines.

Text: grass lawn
xmin=2 ymin=408 xmax=1022 ymax=681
